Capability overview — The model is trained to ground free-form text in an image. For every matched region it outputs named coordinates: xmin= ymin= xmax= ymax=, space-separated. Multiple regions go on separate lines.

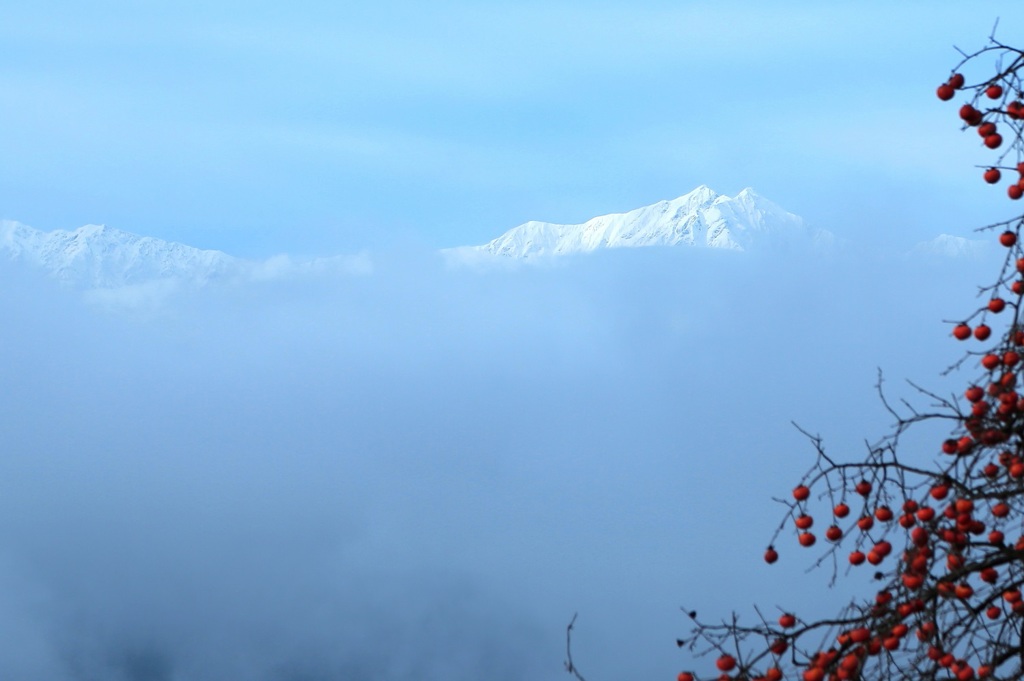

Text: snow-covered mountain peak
xmin=732 ymin=187 xmax=760 ymax=200
xmin=442 ymin=186 xmax=834 ymax=264
xmin=74 ymin=223 xmax=108 ymax=237
xmin=678 ymin=184 xmax=718 ymax=204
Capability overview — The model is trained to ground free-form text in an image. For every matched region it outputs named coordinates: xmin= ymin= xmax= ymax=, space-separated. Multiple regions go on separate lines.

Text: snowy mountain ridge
xmin=442 ymin=186 xmax=836 ymax=263
xmin=0 ymin=220 xmax=238 ymax=289
xmin=0 ymin=220 xmax=372 ymax=295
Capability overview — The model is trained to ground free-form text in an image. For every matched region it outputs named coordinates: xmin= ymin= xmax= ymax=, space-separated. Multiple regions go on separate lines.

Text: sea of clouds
xmin=0 ymin=244 xmax=997 ymax=680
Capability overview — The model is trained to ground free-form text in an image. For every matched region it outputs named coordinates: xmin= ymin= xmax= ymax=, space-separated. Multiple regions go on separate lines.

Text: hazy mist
xmin=0 ymin=246 xmax=996 ymax=680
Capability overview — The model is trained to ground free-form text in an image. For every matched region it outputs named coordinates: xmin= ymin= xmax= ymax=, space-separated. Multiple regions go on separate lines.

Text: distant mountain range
xmin=0 ymin=220 xmax=371 ymax=292
xmin=0 ymin=187 xmax=987 ymax=302
xmin=442 ymin=186 xmax=836 ymax=263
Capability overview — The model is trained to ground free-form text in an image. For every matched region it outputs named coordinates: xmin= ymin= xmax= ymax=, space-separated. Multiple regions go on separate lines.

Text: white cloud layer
xmin=0 ymin=242 xmax=997 ymax=679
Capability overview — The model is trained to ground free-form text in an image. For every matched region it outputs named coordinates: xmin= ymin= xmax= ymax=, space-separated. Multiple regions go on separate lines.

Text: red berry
xmin=1010 ymin=185 xmax=1024 ymax=200
xmin=849 ymin=627 xmax=871 ymax=643
xmin=798 ymin=532 xmax=816 ymax=547
xmin=950 ymin=73 xmax=965 ymax=89
xmin=849 ymin=550 xmax=866 ymax=565
xmin=937 ymin=84 xmax=955 ymax=100
xmin=717 ymin=655 xmax=736 ymax=672
xmin=825 ymin=525 xmax=843 ymax=541
xmin=983 ymin=354 xmax=1001 ymax=370
xmin=979 ymin=122 xmax=998 ymax=137
xmin=855 ymin=480 xmax=872 ymax=496
xmin=986 ymin=134 xmax=1004 ymax=149
xmin=903 ymin=573 xmax=925 ymax=590
xmin=1001 ymin=231 xmax=1017 ymax=247
xmin=985 ymin=167 xmax=1002 ymax=184
xmin=1009 ymin=101 xmax=1024 ymax=119
xmin=987 ymin=84 xmax=1004 ymax=99
xmin=975 ymin=324 xmax=992 ymax=340
xmin=804 ymin=669 xmax=825 ymax=681
xmin=954 ymin=323 xmax=972 ymax=340
xmin=764 ymin=546 xmax=778 ymax=564
xmin=795 ymin=514 xmax=814 ymax=529
xmin=1014 ymin=281 xmax=1024 ymax=295
xmin=833 ymin=502 xmax=850 ymax=518
xmin=779 ymin=613 xmax=796 ymax=628
xmin=966 ymin=386 xmax=985 ymax=402
xmin=955 ymin=583 xmax=974 ymax=600
xmin=989 ymin=298 xmax=1007 ymax=312
xmin=960 ymin=105 xmax=984 ymax=126
xmin=954 ymin=498 xmax=974 ymax=513
xmin=793 ymin=484 xmax=810 ymax=501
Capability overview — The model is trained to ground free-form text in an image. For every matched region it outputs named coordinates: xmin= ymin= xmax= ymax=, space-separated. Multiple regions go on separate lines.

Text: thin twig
xmin=565 ymin=612 xmax=587 ymax=681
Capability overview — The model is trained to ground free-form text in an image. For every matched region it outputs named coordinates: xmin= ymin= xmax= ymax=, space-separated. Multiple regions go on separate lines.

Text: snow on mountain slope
xmin=0 ymin=221 xmax=238 ymax=289
xmin=910 ymin=234 xmax=993 ymax=259
xmin=0 ymin=220 xmax=371 ymax=297
xmin=442 ymin=186 xmax=835 ymax=264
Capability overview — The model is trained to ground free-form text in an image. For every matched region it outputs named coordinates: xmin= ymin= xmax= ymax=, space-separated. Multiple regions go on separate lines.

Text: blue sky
xmin=3 ymin=2 xmax=1023 ymax=257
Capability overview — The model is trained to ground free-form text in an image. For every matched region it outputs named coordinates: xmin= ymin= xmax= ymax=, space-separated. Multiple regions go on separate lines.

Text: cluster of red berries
xmin=953 ymin=257 xmax=1024 ymax=345
xmin=731 ymin=471 xmax=1022 ymax=681
xmin=982 ymin=164 xmax=1024 ymax=200
xmin=984 ymin=162 xmax=1024 ymax=200
xmin=947 ymin=318 xmax=1024 ymax=448
xmin=677 ymin=63 xmax=1024 ymax=681
xmin=717 ymin=370 xmax=1024 ymax=681
xmin=936 ymin=72 xmax=967 ymax=101
xmin=773 ymin=481 xmax=898 ymax=563
xmin=938 ymin=72 xmax=1024 ymax=199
